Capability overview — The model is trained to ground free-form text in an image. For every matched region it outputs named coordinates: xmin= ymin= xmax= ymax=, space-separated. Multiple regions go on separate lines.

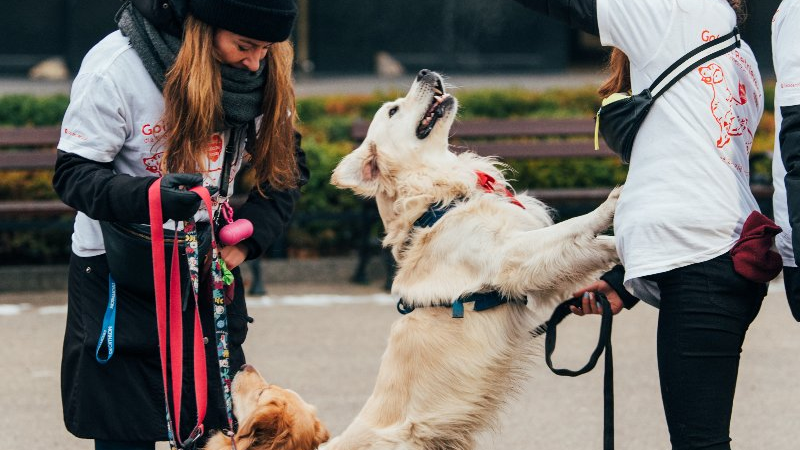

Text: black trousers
xmin=647 ymin=253 xmax=766 ymax=450
xmin=783 ymin=266 xmax=800 ymax=321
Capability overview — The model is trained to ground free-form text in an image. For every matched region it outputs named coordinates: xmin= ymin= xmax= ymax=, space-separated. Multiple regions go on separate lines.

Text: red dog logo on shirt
xmin=698 ymin=63 xmax=753 ymax=152
xmin=143 ymin=152 xmax=164 ymax=176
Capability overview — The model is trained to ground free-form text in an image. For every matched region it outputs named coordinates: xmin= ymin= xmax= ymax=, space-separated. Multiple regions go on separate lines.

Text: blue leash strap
xmin=95 ymin=274 xmax=118 ymax=364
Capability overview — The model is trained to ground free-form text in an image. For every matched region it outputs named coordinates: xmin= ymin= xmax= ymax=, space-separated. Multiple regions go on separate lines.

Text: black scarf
xmin=116 ymin=2 xmax=266 ymax=129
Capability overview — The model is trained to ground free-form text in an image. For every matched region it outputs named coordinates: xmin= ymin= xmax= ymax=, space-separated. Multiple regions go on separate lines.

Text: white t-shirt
xmin=59 ymin=31 xmax=244 ymax=257
xmin=771 ymin=0 xmax=800 ymax=268
xmin=597 ymin=0 xmax=764 ymax=305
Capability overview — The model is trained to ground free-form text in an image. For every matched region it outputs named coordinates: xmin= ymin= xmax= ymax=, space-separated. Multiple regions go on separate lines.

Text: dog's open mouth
xmin=416 ymin=78 xmax=454 ymax=140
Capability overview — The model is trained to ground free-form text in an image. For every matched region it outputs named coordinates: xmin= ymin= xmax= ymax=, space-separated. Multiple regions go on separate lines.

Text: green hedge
xmin=0 ymin=84 xmax=778 ymax=263
xmin=0 ymin=94 xmax=70 ymax=127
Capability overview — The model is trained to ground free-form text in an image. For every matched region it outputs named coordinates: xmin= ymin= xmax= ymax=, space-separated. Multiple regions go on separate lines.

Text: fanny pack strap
xmin=217 ymin=127 xmax=240 ymax=201
xmin=648 ymin=27 xmax=741 ymax=100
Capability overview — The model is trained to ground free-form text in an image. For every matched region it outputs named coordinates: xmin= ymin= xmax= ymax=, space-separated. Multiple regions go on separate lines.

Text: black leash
xmin=531 ymin=293 xmax=614 ymax=450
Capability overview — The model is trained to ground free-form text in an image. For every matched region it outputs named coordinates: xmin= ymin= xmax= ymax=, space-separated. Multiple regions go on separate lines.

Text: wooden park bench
xmin=348 ymin=117 xmax=775 ymax=287
xmin=0 ymin=126 xmax=70 ymax=221
xmin=0 ymin=120 xmax=776 ymax=289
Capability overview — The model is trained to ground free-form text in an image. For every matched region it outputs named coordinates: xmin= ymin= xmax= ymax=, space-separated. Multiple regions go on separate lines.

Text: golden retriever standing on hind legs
xmin=326 ymin=69 xmax=621 ymax=450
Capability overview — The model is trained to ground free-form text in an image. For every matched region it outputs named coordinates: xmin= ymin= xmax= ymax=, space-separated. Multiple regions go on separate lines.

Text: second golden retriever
xmin=203 ymin=364 xmax=329 ymax=450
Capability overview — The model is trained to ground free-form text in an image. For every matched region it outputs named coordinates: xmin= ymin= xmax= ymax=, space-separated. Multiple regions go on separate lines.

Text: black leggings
xmin=647 ymin=253 xmax=766 ymax=450
xmin=783 ymin=266 xmax=800 ymax=321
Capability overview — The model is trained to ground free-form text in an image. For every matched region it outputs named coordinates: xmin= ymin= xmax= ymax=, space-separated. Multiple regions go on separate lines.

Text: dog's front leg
xmin=493 ymin=188 xmax=621 ymax=296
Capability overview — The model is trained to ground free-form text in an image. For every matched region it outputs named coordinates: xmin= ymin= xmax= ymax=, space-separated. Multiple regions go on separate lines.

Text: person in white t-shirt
xmin=51 ymin=1 xmax=308 ymax=449
xmin=773 ymin=0 xmax=800 ymax=322
xmin=512 ymin=1 xmax=768 ymax=449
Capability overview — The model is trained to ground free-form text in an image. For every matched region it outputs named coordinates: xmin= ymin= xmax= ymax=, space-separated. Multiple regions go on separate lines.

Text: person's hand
xmin=220 ymin=243 xmax=248 ymax=270
xmin=570 ymin=280 xmax=625 ymax=316
xmin=160 ymin=173 xmax=204 ymax=221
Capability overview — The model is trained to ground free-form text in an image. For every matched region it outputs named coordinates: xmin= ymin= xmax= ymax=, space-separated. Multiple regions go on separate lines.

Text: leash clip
xmin=223 ymin=428 xmax=238 ymax=450
xmin=182 ymin=424 xmax=205 ymax=450
xmin=396 ymin=299 xmax=415 ymax=315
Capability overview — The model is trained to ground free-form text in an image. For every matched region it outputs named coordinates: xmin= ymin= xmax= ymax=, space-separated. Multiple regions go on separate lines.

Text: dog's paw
xmin=607 ymin=185 xmax=622 ymax=204
xmin=602 ymin=185 xmax=622 ymax=213
xmin=588 ymin=185 xmax=622 ymax=232
xmin=595 ymin=234 xmax=620 ymax=265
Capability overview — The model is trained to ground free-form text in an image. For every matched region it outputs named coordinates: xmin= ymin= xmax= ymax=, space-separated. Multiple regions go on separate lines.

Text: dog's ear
xmin=362 ymin=142 xmax=381 ymax=182
xmin=235 ymin=398 xmax=291 ymax=450
xmin=331 ymin=141 xmax=382 ymax=197
xmin=313 ymin=417 xmax=330 ymax=448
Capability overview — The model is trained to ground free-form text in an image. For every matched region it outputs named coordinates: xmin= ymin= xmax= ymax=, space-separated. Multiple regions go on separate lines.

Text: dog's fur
xmin=327 ymin=70 xmax=620 ymax=450
xmin=203 ymin=365 xmax=329 ymax=450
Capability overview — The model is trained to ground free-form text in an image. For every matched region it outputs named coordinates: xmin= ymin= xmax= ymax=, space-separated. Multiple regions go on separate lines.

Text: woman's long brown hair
xmin=598 ymin=0 xmax=746 ymax=97
xmin=160 ymin=15 xmax=298 ymax=190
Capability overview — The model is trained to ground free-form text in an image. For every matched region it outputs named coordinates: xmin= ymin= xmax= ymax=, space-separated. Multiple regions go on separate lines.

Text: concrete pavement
xmin=2 ymin=282 xmax=799 ymax=450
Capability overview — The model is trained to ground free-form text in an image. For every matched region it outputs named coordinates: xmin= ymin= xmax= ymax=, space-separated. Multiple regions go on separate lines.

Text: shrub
xmin=0 ymin=94 xmax=70 ymax=126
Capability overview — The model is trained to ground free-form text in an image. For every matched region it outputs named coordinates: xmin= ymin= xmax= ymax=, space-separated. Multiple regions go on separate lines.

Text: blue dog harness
xmin=396 ymin=181 xmax=526 ymax=318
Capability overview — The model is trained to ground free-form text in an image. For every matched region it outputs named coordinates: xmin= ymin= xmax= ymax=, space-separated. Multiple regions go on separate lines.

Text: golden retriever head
xmin=205 ymin=364 xmax=329 ymax=450
xmin=331 ymin=69 xmax=525 ymax=253
xmin=331 ymin=69 xmax=459 ymax=200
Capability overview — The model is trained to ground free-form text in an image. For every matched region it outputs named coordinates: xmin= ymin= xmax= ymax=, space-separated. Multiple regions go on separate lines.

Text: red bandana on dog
xmin=475 ymin=171 xmax=525 ymax=209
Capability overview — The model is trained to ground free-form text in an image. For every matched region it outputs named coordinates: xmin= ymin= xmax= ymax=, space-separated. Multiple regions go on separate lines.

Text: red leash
xmin=150 ymin=179 xmax=208 ymax=449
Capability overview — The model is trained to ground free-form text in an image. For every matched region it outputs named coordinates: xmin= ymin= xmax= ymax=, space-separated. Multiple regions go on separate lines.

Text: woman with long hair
xmin=52 ymin=1 xmax=307 ymax=448
xmin=512 ymin=1 xmax=766 ymax=449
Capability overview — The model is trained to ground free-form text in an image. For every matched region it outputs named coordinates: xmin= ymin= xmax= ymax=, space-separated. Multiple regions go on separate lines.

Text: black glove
xmin=160 ymin=173 xmax=204 ymax=221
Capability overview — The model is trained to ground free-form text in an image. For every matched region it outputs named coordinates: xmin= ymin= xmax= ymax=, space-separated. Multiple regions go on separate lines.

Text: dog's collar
xmin=397 ymin=292 xmax=526 ymax=318
xmin=413 ymin=201 xmax=457 ymax=229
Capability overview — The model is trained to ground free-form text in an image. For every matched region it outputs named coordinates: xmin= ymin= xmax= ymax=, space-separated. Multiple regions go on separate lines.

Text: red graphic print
xmin=697 ymin=63 xmax=753 ymax=151
xmin=143 ymin=152 xmax=164 ymax=176
xmin=141 ymin=122 xmax=166 ymax=144
xmin=208 ymin=134 xmax=223 ymax=162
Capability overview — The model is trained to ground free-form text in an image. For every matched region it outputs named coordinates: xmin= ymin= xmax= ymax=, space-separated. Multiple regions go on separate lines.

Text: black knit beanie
xmin=189 ymin=0 xmax=297 ymax=42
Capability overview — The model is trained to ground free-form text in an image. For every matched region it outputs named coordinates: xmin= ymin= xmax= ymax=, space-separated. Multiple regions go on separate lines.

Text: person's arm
xmin=781 ymin=104 xmax=800 ymax=262
xmin=53 ymin=150 xmax=155 ymax=222
xmin=234 ymin=130 xmax=309 ymax=260
xmin=511 ymin=0 xmax=599 ymax=36
xmin=53 ymin=150 xmax=205 ymax=222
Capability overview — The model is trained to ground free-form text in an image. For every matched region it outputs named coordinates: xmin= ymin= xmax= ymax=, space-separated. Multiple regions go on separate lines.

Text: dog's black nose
xmin=417 ymin=69 xmax=430 ymax=81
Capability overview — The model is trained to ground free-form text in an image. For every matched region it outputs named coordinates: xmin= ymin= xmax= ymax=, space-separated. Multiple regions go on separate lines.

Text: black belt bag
xmin=100 ymin=221 xmax=211 ymax=298
xmin=595 ymin=28 xmax=741 ymax=164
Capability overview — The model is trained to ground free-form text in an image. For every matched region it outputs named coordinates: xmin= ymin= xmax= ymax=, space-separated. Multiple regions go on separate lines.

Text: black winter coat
xmin=61 ymin=253 xmax=248 ymax=442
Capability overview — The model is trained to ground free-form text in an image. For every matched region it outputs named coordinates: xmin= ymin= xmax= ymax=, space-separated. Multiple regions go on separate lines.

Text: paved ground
xmin=1 ymin=282 xmax=799 ymax=450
